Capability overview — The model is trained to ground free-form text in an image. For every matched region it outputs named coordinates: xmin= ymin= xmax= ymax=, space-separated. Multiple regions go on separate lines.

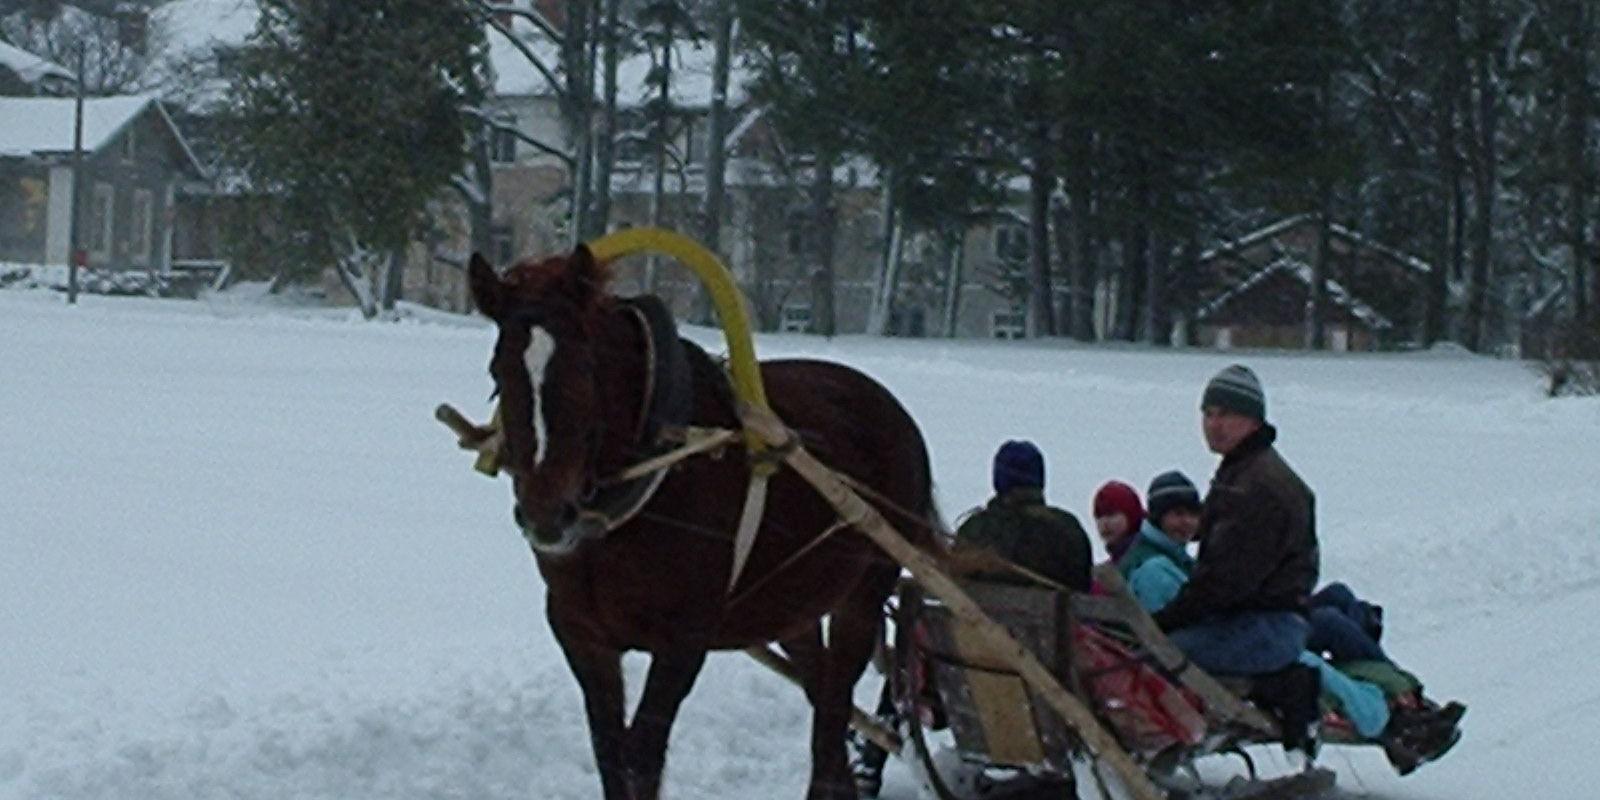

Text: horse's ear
xmin=468 ymin=252 xmax=503 ymax=320
xmin=566 ymin=244 xmax=606 ymax=307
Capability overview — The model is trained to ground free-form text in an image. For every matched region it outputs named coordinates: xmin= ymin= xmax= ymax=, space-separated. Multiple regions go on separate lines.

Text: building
xmin=1190 ymin=215 xmax=1436 ymax=351
xmin=0 ymin=94 xmax=206 ymax=274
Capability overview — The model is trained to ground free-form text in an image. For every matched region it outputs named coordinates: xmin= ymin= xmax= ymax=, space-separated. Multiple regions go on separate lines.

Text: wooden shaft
xmin=738 ymin=405 xmax=1166 ymax=800
xmin=743 ymin=646 xmax=903 ymax=756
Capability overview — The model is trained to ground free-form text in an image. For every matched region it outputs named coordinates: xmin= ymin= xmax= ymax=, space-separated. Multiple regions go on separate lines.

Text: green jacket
xmin=955 ymin=488 xmax=1092 ymax=592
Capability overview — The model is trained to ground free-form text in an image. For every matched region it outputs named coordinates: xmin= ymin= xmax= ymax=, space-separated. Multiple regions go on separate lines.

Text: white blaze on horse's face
xmin=522 ymin=325 xmax=557 ymax=467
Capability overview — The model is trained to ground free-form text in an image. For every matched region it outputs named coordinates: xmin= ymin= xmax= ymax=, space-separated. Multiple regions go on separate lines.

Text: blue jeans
xmin=1168 ymin=611 xmax=1310 ymax=676
xmin=1308 ymin=583 xmax=1388 ymax=664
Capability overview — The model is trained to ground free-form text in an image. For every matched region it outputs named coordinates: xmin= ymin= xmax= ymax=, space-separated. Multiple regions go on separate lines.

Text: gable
xmin=1193 ymin=215 xmax=1429 ymax=328
xmin=0 ymin=96 xmax=205 ymax=179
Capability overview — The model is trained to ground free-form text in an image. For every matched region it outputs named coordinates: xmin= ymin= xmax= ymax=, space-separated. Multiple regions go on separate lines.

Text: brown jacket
xmin=1152 ymin=425 xmax=1319 ymax=631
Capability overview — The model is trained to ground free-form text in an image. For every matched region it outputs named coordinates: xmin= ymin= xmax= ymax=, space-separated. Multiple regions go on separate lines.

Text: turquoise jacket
xmin=1117 ymin=521 xmax=1195 ymax=614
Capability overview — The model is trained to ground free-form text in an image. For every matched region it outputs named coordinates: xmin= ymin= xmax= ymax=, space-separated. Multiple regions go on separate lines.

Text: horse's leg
xmin=552 ymin=624 xmax=630 ymax=800
xmin=807 ymin=585 xmax=890 ymax=800
xmin=778 ymin=624 xmax=826 ymax=701
xmin=624 ymin=645 xmax=709 ymax=800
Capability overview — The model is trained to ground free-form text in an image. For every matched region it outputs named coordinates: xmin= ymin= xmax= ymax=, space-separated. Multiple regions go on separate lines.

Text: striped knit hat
xmin=1201 ymin=364 xmax=1266 ymax=421
xmin=1146 ymin=470 xmax=1202 ymax=523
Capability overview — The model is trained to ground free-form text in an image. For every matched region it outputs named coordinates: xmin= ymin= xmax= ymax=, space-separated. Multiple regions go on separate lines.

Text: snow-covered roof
xmin=1526 ymin=284 xmax=1568 ymax=320
xmin=1199 ymin=213 xmax=1434 ymax=276
xmin=0 ymin=39 xmax=73 ymax=86
xmin=0 ymin=95 xmax=153 ymax=156
xmin=1196 ymin=255 xmax=1394 ymax=330
xmin=0 ymin=94 xmax=206 ymax=176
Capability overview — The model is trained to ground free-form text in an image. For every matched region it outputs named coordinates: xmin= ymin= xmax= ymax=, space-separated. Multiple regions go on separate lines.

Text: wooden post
xmin=738 ymin=405 xmax=1166 ymax=800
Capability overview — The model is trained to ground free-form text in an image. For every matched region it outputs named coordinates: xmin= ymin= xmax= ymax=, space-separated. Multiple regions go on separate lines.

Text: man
xmin=955 ymin=439 xmax=1093 ymax=592
xmin=1142 ymin=365 xmax=1323 ymax=751
xmin=1151 ymin=364 xmax=1319 ymax=676
xmin=1152 ymin=366 xmax=1462 ymax=764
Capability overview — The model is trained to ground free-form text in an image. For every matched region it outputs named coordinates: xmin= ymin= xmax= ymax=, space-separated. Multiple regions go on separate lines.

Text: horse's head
xmin=468 ymin=245 xmax=612 ymax=554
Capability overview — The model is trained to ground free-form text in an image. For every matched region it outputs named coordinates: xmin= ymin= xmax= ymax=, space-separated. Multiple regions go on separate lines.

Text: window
xmin=779 ymin=304 xmax=812 ymax=333
xmin=129 ymin=189 xmax=153 ymax=266
xmin=87 ymin=183 xmax=114 ymax=261
xmin=993 ymin=223 xmax=1028 ymax=263
xmin=120 ymin=127 xmax=137 ymax=161
xmin=491 ymin=225 xmax=514 ymax=265
xmin=491 ymin=120 xmax=517 ymax=163
xmin=785 ymin=209 xmax=808 ymax=256
xmin=991 ymin=307 xmax=1026 ymax=340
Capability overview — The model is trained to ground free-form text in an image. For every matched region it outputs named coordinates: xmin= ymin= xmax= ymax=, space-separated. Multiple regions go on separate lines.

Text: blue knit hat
xmin=1202 ymin=364 xmax=1266 ymax=421
xmin=992 ymin=440 xmax=1045 ymax=495
xmin=1146 ymin=470 xmax=1202 ymax=523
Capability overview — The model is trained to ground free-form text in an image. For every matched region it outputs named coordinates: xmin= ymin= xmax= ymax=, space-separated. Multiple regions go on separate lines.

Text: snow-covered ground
xmin=2 ymin=288 xmax=1596 ymax=799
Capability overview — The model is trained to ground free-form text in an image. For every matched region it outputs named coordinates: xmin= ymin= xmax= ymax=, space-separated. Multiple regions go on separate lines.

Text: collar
xmin=1220 ymin=422 xmax=1277 ymax=469
xmin=991 ymin=487 xmax=1045 ymax=507
xmin=1138 ymin=520 xmax=1194 ymax=567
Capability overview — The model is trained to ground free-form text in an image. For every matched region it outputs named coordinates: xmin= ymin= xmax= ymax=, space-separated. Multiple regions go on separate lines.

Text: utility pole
xmin=66 ymin=41 xmax=85 ymax=305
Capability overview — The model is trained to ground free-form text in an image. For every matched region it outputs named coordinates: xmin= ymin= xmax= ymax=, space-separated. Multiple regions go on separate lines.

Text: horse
xmin=464 ymin=245 xmax=941 ymax=800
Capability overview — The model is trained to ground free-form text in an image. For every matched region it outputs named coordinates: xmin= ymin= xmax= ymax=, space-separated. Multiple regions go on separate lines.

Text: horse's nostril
xmin=513 ymin=504 xmax=529 ymax=529
xmin=556 ymin=503 xmax=578 ymax=529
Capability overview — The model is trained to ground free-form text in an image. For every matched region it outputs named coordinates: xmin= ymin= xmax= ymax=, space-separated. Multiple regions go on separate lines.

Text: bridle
xmin=501 ymin=295 xmax=697 ymax=554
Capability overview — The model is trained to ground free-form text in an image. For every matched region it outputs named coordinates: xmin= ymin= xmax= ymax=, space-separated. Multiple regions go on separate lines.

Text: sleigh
xmin=884 ymin=568 xmax=1341 ymax=799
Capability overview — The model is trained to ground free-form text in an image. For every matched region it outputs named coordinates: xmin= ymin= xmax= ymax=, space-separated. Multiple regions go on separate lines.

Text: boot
xmin=848 ymin=729 xmax=887 ymax=799
xmin=1383 ymin=705 xmax=1460 ymax=765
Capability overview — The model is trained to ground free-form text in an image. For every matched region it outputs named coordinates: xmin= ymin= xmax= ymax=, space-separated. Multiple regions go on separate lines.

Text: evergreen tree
xmin=221 ymin=0 xmax=485 ymax=316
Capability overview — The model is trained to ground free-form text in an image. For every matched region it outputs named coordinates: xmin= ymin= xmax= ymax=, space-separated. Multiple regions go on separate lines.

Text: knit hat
xmin=992 ymin=440 xmax=1045 ymax=495
xmin=1146 ymin=470 xmax=1202 ymax=523
xmin=1092 ymin=480 xmax=1145 ymax=537
xmin=1202 ymin=364 xmax=1266 ymax=421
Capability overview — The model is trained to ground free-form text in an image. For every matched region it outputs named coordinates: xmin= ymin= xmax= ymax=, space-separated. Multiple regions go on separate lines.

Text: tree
xmin=221 ymin=0 xmax=485 ymax=317
xmin=739 ymin=0 xmax=877 ymax=336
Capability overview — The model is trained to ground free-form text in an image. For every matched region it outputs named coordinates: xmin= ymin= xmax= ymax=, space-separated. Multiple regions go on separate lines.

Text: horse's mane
xmin=501 ymin=250 xmax=616 ymax=309
xmin=679 ymin=338 xmax=739 ymax=421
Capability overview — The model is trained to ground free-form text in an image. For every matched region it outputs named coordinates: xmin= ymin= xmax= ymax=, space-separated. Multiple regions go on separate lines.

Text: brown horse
xmin=466 ymin=246 xmax=940 ymax=800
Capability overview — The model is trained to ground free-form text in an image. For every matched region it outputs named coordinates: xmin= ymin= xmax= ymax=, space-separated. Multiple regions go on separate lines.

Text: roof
xmin=1199 ymin=213 xmax=1433 ymax=276
xmin=1196 ymin=255 xmax=1393 ymax=330
xmin=1526 ymin=284 xmax=1568 ymax=320
xmin=0 ymin=94 xmax=206 ymax=176
xmin=0 ymin=40 xmax=73 ymax=86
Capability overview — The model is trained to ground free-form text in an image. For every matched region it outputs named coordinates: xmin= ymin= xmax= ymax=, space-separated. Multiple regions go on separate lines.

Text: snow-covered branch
xmin=484 ymin=14 xmax=562 ymax=96
xmin=476 ymin=2 xmax=564 ymax=45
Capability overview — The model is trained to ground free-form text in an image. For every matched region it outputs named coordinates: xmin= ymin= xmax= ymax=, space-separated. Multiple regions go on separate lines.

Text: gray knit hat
xmin=1147 ymin=470 xmax=1202 ymax=523
xmin=1201 ymin=364 xmax=1266 ymax=421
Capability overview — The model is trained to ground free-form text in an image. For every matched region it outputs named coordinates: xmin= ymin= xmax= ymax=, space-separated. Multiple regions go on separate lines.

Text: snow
xmin=0 ymin=95 xmax=157 ymax=157
xmin=2 ymin=287 xmax=1598 ymax=799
